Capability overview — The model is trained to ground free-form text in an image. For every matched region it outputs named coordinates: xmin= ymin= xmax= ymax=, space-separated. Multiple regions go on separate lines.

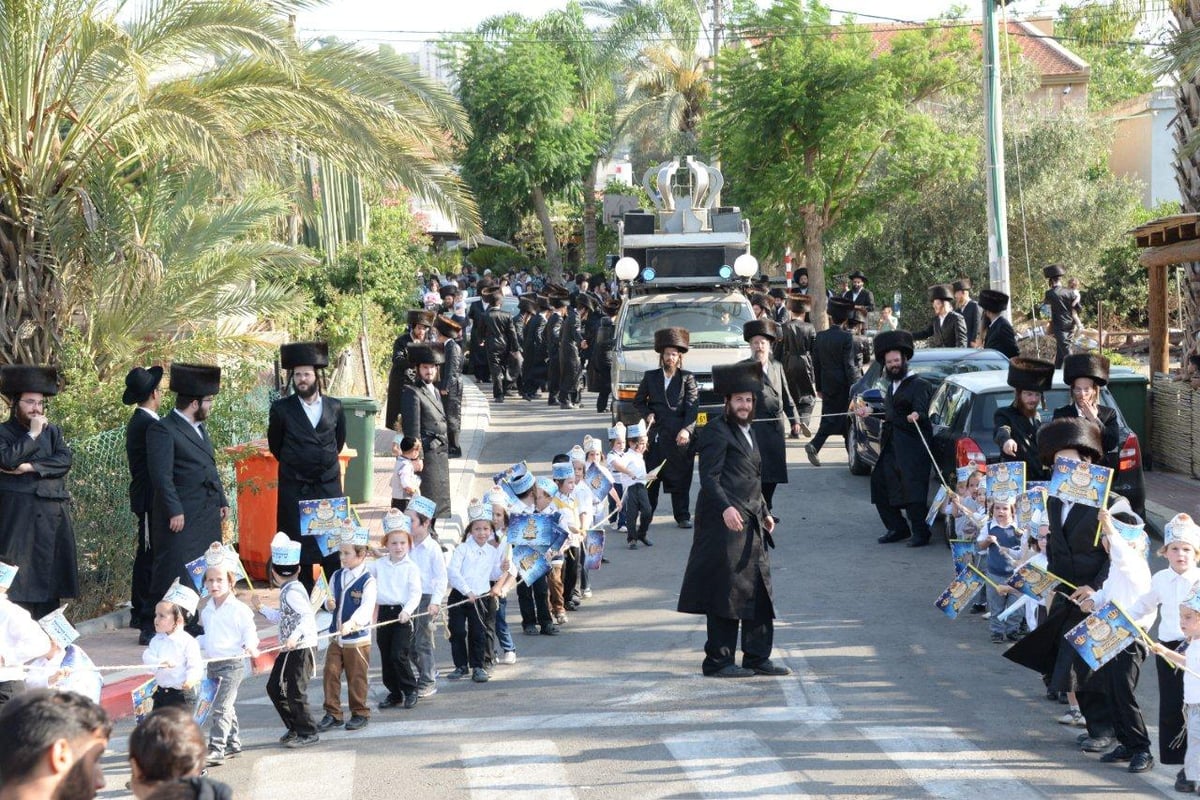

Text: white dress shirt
xmin=370 ymin=556 xmax=422 ymax=614
xmin=198 ymin=596 xmax=258 ymax=659
xmin=0 ymin=598 xmax=51 ymax=681
xmin=137 ymin=406 xmax=160 ymax=421
xmin=1129 ymin=565 xmax=1200 ymax=642
xmin=143 ymin=628 xmax=204 ymax=689
xmin=448 ymin=538 xmax=504 ymax=596
xmin=408 ymin=536 xmax=449 ymax=602
xmin=301 ymin=393 xmax=323 ymax=428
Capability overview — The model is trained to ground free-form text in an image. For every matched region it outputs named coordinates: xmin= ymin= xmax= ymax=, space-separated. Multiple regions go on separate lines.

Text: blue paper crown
xmin=552 ymin=462 xmax=575 ymax=481
xmin=270 ymin=533 xmax=301 ymax=566
xmin=409 ymin=495 xmax=437 ymax=519
xmin=509 ymin=471 xmax=536 ymax=495
xmin=535 ymin=477 xmax=557 ymax=496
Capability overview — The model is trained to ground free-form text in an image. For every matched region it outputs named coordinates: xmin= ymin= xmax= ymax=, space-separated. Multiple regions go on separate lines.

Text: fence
xmin=1149 ymin=375 xmax=1200 ymax=477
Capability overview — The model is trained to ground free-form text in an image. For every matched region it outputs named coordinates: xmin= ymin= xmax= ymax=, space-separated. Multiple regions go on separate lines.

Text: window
xmin=619 ymin=301 xmax=754 ymax=349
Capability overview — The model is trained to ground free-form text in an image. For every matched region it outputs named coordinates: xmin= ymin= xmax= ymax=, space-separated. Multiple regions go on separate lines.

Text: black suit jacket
xmin=147 ymin=412 xmax=227 ymax=520
xmin=912 ymin=311 xmax=968 ymax=348
xmin=267 ymin=394 xmax=347 ymax=485
xmin=126 ymin=408 xmax=157 ymax=515
xmin=959 ymin=300 xmax=981 ymax=344
xmin=982 ymin=315 xmax=1019 ymax=358
xmin=1045 ymin=286 xmax=1076 ymax=333
xmin=993 ymin=405 xmax=1044 ymax=481
xmin=1046 ymin=496 xmax=1111 ymax=591
xmin=481 ymin=307 xmax=519 ymax=355
xmin=811 ymin=327 xmax=858 ymax=402
xmin=842 ymin=288 xmax=875 ymax=311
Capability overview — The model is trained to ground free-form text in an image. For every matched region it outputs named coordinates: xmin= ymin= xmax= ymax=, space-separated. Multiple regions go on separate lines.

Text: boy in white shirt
xmin=447 ymin=501 xmax=510 ymax=683
xmin=0 ymin=559 xmax=52 ymax=708
xmin=606 ymin=423 xmax=628 ymax=531
xmin=371 ymin=515 xmax=423 ymax=711
xmin=401 ymin=499 xmax=448 ymax=699
xmin=390 ymin=436 xmax=422 ymax=511
xmin=618 ymin=420 xmax=652 ymax=548
xmin=142 ymin=581 xmax=203 ymax=711
xmin=1152 ymin=585 xmax=1200 ymax=792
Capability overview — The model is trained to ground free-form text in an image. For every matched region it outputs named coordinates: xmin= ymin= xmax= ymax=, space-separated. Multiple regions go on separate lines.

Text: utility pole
xmin=711 ymin=0 xmax=723 ymax=208
xmin=982 ymin=0 xmax=1011 ymax=302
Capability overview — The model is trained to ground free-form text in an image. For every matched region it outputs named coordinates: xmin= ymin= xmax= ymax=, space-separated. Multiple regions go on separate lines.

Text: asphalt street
xmin=96 ymin=394 xmax=1177 ymax=799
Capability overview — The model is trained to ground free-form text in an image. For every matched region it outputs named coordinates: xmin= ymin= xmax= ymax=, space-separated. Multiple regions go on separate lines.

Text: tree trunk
xmin=1172 ymin=2 xmax=1200 ymax=363
xmin=531 ymin=185 xmax=563 ymax=280
xmin=803 ymin=205 xmax=827 ymax=332
xmin=0 ymin=223 xmax=60 ymax=366
xmin=582 ymin=161 xmax=600 ymax=268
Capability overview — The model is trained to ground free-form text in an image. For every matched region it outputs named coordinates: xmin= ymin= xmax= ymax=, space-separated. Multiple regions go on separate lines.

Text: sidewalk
xmin=1144 ymin=468 xmax=1200 ymax=537
xmin=82 ymin=380 xmax=491 ymax=722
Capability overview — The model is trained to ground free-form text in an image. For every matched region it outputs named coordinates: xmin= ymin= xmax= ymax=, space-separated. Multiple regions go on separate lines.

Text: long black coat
xmin=267 ymin=394 xmax=346 ymax=566
xmin=738 ymin=358 xmax=796 ymax=484
xmin=146 ymin=412 xmax=227 ymax=597
xmin=811 ymin=327 xmax=858 ymax=413
xmin=912 ymin=311 xmax=968 ymax=348
xmin=126 ymin=408 xmax=156 ymax=516
xmin=400 ymin=381 xmax=451 ymax=519
xmin=384 ymin=331 xmax=416 ymax=430
xmin=0 ymin=419 xmax=77 ymax=603
xmin=677 ymin=416 xmax=773 ymax=620
xmin=587 ymin=316 xmax=616 ymax=392
xmin=633 ymin=368 xmax=699 ymax=495
xmin=558 ymin=308 xmax=583 ymax=387
xmin=522 ymin=314 xmax=547 ymax=380
xmin=776 ymin=319 xmax=816 ymax=400
xmin=870 ymin=374 xmax=935 ymax=506
xmin=1051 ymin=404 xmax=1121 ymax=469
xmin=842 ymin=288 xmax=875 ymax=311
xmin=1045 ymin=286 xmax=1077 ymax=333
xmin=544 ymin=313 xmax=563 ymax=371
xmin=960 ymin=300 xmax=982 ymax=345
xmin=438 ymin=338 xmax=464 ymax=430
xmin=993 ymin=405 xmax=1045 ymax=482
xmin=982 ymin=315 xmax=1019 ymax=358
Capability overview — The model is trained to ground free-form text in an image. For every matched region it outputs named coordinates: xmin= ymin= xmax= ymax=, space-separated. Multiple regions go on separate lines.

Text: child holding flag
xmin=606 ymin=422 xmax=628 ymax=532
xmin=143 ymin=581 xmax=203 ymax=710
xmin=975 ymin=496 xmax=1023 ymax=644
xmin=1151 ymin=584 xmax=1200 ymax=793
xmin=402 ymin=502 xmax=448 ymax=700
xmin=318 ymin=527 xmax=376 ymax=733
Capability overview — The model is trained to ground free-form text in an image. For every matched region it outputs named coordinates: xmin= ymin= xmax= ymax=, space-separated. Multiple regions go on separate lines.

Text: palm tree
xmin=0 ymin=0 xmax=478 ymax=366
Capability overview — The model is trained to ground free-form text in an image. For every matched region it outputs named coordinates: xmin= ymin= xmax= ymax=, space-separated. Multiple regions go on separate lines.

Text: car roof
xmin=627 ymin=292 xmax=751 ymax=305
xmin=945 ymin=367 xmax=1108 ymax=393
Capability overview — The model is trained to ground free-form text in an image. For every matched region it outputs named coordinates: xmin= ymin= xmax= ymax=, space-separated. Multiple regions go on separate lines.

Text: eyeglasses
xmin=18 ymin=398 xmax=45 ymax=408
xmin=1071 ymin=386 xmax=1096 ymax=395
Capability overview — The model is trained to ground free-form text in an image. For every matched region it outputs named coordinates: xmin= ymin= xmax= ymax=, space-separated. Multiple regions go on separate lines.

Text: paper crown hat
xmin=568 ymin=445 xmax=587 ymax=463
xmin=552 ymin=462 xmax=575 ymax=481
xmin=270 ymin=532 xmax=301 ymax=566
xmin=508 ymin=470 xmax=536 ymax=495
xmin=1165 ymin=513 xmax=1200 ymax=550
xmin=38 ymin=606 xmax=80 ymax=648
xmin=467 ymin=500 xmax=494 ymax=524
xmin=1182 ymin=584 xmax=1200 ymax=614
xmin=408 ymin=495 xmax=438 ymax=519
xmin=626 ymin=419 xmax=647 ymax=438
xmin=382 ymin=509 xmax=411 ymax=534
xmin=485 ymin=486 xmax=511 ymax=508
xmin=202 ymin=541 xmax=238 ymax=571
xmin=535 ymin=477 xmax=558 ymax=496
xmin=0 ymin=561 xmax=17 ymax=590
xmin=163 ymin=579 xmax=200 ymax=615
xmin=340 ymin=526 xmax=372 ymax=546
xmin=583 ymin=436 xmax=602 ymax=454
xmin=607 ymin=422 xmax=626 ymax=440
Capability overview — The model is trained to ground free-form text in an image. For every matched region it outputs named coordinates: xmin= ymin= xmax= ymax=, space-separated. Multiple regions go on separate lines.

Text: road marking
xmin=663 ymin=729 xmax=809 ymax=798
xmin=860 ymin=726 xmax=1041 ymax=798
xmin=776 ymin=646 xmax=834 ymax=711
xmin=461 ymin=738 xmax=575 ymax=799
xmin=250 ymin=751 xmax=356 ymax=800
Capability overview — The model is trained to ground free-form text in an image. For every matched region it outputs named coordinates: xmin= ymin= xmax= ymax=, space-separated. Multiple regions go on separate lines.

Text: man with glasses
xmin=0 ymin=366 xmax=77 ymax=618
xmin=1051 ymin=353 xmax=1120 ymax=470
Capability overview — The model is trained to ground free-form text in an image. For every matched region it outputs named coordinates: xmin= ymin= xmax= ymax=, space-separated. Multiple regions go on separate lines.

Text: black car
xmin=923 ymin=370 xmax=1146 ymax=525
xmin=845 ymin=348 xmax=1010 ymax=475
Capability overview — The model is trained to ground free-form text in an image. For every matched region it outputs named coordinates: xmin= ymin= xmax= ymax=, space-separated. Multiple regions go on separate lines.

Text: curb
xmin=75 ymin=607 xmax=132 ymax=638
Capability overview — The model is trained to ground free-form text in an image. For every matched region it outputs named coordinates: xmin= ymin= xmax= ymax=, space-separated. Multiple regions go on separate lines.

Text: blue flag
xmin=584 ymin=531 xmax=605 ymax=570
xmin=193 ymin=676 xmax=223 ymax=726
xmin=512 ymin=544 xmax=552 ymax=585
xmin=506 ymin=514 xmax=558 ymax=548
xmin=299 ymin=496 xmax=352 ymax=537
xmin=935 ymin=565 xmax=986 ymax=620
xmin=584 ymin=462 xmax=615 ymax=503
xmin=1065 ymin=601 xmax=1143 ymax=671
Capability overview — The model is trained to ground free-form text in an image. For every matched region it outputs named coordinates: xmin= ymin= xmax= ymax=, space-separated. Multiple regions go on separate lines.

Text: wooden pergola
xmin=1131 ymin=213 xmax=1197 ymax=377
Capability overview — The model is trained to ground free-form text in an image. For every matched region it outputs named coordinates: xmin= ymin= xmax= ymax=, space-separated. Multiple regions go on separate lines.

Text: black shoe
xmin=447 ymin=666 xmax=470 ymax=680
xmin=287 ymin=734 xmax=319 ymax=749
xmin=565 ymin=601 xmax=580 ymax=611
xmin=707 ymin=664 xmax=755 ymax=678
xmin=403 ymin=692 xmax=418 ymax=709
xmin=448 ymin=447 xmax=463 ymax=458
xmin=906 ymin=538 xmax=930 ymax=548
xmin=641 ymin=538 xmax=653 ymax=547
xmin=990 ymin=632 xmax=1005 ymax=644
xmin=472 ymin=668 xmax=490 ymax=683
xmin=344 ymin=715 xmax=368 ymax=731
xmin=1080 ymin=736 xmax=1115 ymax=753
xmin=1128 ymin=751 xmax=1155 ymax=773
xmin=540 ymin=624 xmax=560 ymax=636
xmin=316 ymin=714 xmax=343 ymax=731
xmin=628 ymin=541 xmax=637 ymax=550
xmin=1058 ymin=691 xmax=1069 ymax=704
xmin=279 ymin=730 xmax=298 ymax=745
xmin=878 ymin=530 xmax=910 ymax=544
xmin=1006 ymin=631 xmax=1023 ymax=641
xmin=747 ymin=660 xmax=792 ymax=676
xmin=972 ymin=602 xmax=988 ymax=615
xmin=1175 ymin=768 xmax=1195 ymax=792
xmin=1047 ymin=688 xmax=1060 ymax=701
xmin=1100 ymin=744 xmax=1132 ymax=763
xmin=522 ymin=624 xmax=539 ymax=635
xmin=378 ymin=696 xmax=401 ymax=710
xmin=128 ymin=615 xmax=141 ymax=630
xmin=494 ymin=396 xmax=504 ymax=403
xmin=677 ymin=519 xmax=693 ymax=529
xmin=804 ymin=443 xmax=821 ymax=467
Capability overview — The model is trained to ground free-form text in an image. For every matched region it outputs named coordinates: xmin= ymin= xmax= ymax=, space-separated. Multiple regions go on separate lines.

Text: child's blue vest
xmin=330 ymin=568 xmax=373 ymax=645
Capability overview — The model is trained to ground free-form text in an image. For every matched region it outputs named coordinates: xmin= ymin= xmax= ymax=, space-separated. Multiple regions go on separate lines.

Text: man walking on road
xmin=805 ymin=297 xmax=857 ymax=467
xmin=124 ymin=365 xmax=163 ymax=643
xmin=678 ymin=362 xmax=790 ymax=679
xmin=1043 ymin=264 xmax=1078 ymax=367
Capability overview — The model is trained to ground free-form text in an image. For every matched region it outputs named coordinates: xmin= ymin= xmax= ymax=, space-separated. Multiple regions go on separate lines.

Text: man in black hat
xmin=559 ymin=295 xmax=596 ymax=409
xmin=480 ymin=287 xmax=520 ymax=403
xmin=267 ymin=343 xmax=347 ymax=592
xmin=1052 ymin=353 xmax=1120 ymax=469
xmin=385 ymin=310 xmax=434 ymax=431
xmin=431 ymin=318 xmax=465 ymax=457
xmin=544 ymin=296 xmax=566 ymax=406
xmin=400 ymin=345 xmax=451 ymax=529
xmin=0 ymin=366 xmax=76 ymax=618
xmin=519 ymin=297 xmax=548 ymax=401
xmin=677 ymin=361 xmax=789 ymax=678
xmin=912 ymin=284 xmax=968 ymax=348
xmin=842 ymin=270 xmax=874 ymax=312
xmin=777 ymin=294 xmax=816 ymax=438
xmin=860 ymin=331 xmax=936 ymax=547
xmin=767 ymin=288 xmax=788 ymax=324
xmin=805 ymin=297 xmax=858 ymax=467
xmin=146 ymin=364 xmax=228 ymax=622
xmin=123 ymin=365 xmax=164 ymax=640
xmin=588 ymin=298 xmax=620 ymax=414
xmin=633 ymin=328 xmax=699 ymax=528
xmin=979 ymin=289 xmax=1019 ymax=358
xmin=952 ymin=279 xmax=981 ymax=347
xmin=741 ymin=319 xmax=801 ymax=513
xmin=994 ymin=357 xmax=1054 ymax=482
xmin=1043 ymin=264 xmax=1076 ymax=367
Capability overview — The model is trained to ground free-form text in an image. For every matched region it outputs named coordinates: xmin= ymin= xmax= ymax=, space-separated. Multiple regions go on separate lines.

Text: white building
xmin=1108 ymin=86 xmax=1184 ymax=209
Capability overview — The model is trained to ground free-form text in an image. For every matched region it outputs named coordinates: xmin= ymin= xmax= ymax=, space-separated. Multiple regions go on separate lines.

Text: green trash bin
xmin=340 ymin=396 xmax=380 ymax=504
xmin=1106 ymin=367 xmax=1149 ymax=446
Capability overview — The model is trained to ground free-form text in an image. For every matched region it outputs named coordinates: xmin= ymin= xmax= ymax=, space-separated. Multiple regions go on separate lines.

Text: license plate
xmin=696 ymin=412 xmax=708 ymax=426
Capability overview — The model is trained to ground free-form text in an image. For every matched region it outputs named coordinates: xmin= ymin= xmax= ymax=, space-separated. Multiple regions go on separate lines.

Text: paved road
xmin=97 ymin=395 xmax=1178 ymax=798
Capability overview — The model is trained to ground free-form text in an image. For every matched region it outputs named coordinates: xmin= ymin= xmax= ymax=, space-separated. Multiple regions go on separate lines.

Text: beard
xmin=724 ymin=401 xmax=754 ymax=425
xmin=295 ymin=380 xmax=319 ymax=400
xmin=884 ymin=361 xmax=908 ymax=381
xmin=193 ymin=404 xmax=209 ymax=423
xmin=52 ymin=752 xmax=100 ymax=800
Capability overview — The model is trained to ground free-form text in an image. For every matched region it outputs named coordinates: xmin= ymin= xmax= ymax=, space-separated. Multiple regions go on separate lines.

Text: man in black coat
xmin=633 ymin=327 xmax=700 ymax=529
xmin=544 ymin=297 xmax=566 ymax=406
xmin=912 ymin=284 xmax=968 ymax=348
xmin=557 ymin=298 xmax=589 ymax=409
xmin=589 ymin=298 xmax=620 ymax=414
xmin=842 ymin=270 xmax=875 ymax=312
xmin=805 ymin=297 xmax=858 ymax=466
xmin=432 ymin=317 xmax=465 ymax=457
xmin=741 ymin=319 xmax=801 ymax=512
xmin=863 ymin=331 xmax=937 ymax=547
xmin=400 ymin=344 xmax=452 ymax=529
xmin=518 ymin=297 xmax=546 ymax=400
xmin=124 ymin=365 xmax=164 ymax=641
xmin=993 ymin=357 xmax=1054 ymax=482
xmin=677 ymin=362 xmax=789 ymax=678
xmin=979 ymin=289 xmax=1019 ymax=358
xmin=385 ymin=310 xmax=433 ymax=430
xmin=467 ymin=279 xmax=494 ymax=382
xmin=146 ymin=364 xmax=228 ymax=618
xmin=953 ymin=278 xmax=982 ymax=347
xmin=1043 ymin=263 xmax=1077 ymax=367
xmin=479 ymin=287 xmax=519 ymax=402
xmin=777 ymin=294 xmax=816 ymax=437
xmin=0 ymin=366 xmax=76 ymax=618
xmin=267 ymin=342 xmax=347 ymax=593
xmin=1052 ymin=353 xmax=1121 ymax=470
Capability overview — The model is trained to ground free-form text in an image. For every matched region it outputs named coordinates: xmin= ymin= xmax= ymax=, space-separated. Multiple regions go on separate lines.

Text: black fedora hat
xmin=928 ymin=284 xmax=954 ymax=303
xmin=122 ymin=366 xmax=164 ymax=405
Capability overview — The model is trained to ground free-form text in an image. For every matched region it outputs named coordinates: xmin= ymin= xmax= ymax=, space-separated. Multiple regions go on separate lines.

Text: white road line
xmin=663 ymin=729 xmax=809 ymax=798
xmin=461 ymin=738 xmax=575 ymax=800
xmin=861 ymin=726 xmax=1042 ymax=798
xmin=775 ymin=646 xmax=835 ymax=712
xmin=250 ymin=751 xmax=356 ymax=800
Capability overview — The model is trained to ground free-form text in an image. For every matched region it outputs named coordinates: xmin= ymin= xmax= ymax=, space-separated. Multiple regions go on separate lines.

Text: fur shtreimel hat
xmin=872 ymin=330 xmax=914 ymax=364
xmin=169 ymin=363 xmax=221 ymax=397
xmin=1037 ymin=417 xmax=1104 ymax=466
xmin=1062 ymin=353 xmax=1110 ymax=387
xmin=1006 ymin=357 xmax=1054 ymax=392
xmin=978 ymin=289 xmax=1009 ymax=314
xmin=743 ymin=319 xmax=780 ymax=342
xmin=653 ymin=327 xmax=690 ymax=353
xmin=712 ymin=362 xmax=762 ymax=397
xmin=1 ymin=365 xmax=60 ymax=399
xmin=280 ymin=342 xmax=329 ymax=370
xmin=407 ymin=309 xmax=436 ymax=329
xmin=406 ymin=343 xmax=444 ymax=367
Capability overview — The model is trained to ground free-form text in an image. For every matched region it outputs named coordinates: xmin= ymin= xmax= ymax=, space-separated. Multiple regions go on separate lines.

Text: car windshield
xmin=869 ymin=355 xmax=1006 ymax=392
xmin=620 ymin=301 xmax=754 ymax=348
xmin=972 ymin=387 xmax=1127 ymax=450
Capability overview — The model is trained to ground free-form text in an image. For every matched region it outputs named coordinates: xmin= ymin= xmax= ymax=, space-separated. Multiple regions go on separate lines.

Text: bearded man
xmin=994 ymin=357 xmax=1055 ymax=481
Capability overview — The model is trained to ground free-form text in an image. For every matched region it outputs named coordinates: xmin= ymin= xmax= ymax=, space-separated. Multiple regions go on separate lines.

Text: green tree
xmin=1056 ymin=1 xmax=1154 ymax=111
xmin=709 ymin=0 xmax=975 ymax=327
xmin=453 ymin=15 xmax=603 ymax=277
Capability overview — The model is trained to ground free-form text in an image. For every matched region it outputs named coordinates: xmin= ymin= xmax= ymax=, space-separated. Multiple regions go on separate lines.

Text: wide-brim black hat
xmin=952 ymin=278 xmax=972 ymax=292
xmin=873 ymin=330 xmax=914 ymax=363
xmin=713 ymin=361 xmax=762 ymax=397
xmin=1 ymin=365 xmax=60 ymax=398
xmin=438 ymin=284 xmax=460 ymax=298
xmin=748 ymin=292 xmax=768 ymax=309
xmin=1007 ymin=357 xmax=1054 ymax=392
xmin=169 ymin=363 xmax=221 ymax=397
xmin=575 ymin=293 xmax=599 ymax=313
xmin=407 ymin=309 xmax=435 ymax=328
xmin=978 ymin=289 xmax=1008 ymax=314
xmin=848 ymin=270 xmax=867 ymax=282
xmin=122 ymin=365 xmax=163 ymax=405
xmin=743 ymin=319 xmax=780 ymax=342
xmin=280 ymin=341 xmax=329 ymax=370
xmin=794 ymin=268 xmax=808 ymax=278
xmin=786 ymin=294 xmax=812 ymax=315
xmin=406 ymin=343 xmax=444 ymax=366
xmin=1043 ymin=263 xmax=1066 ymax=279
xmin=433 ymin=316 xmax=462 ymax=338
xmin=827 ymin=296 xmax=855 ymax=322
xmin=768 ymin=288 xmax=786 ymax=300
xmin=928 ymin=284 xmax=954 ymax=302
xmin=654 ymin=327 xmax=690 ymax=353
xmin=1062 ymin=353 xmax=1110 ymax=387
xmin=518 ymin=297 xmax=537 ymax=315
xmin=1038 ymin=417 xmax=1104 ymax=466
xmin=603 ymin=298 xmax=621 ymax=315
